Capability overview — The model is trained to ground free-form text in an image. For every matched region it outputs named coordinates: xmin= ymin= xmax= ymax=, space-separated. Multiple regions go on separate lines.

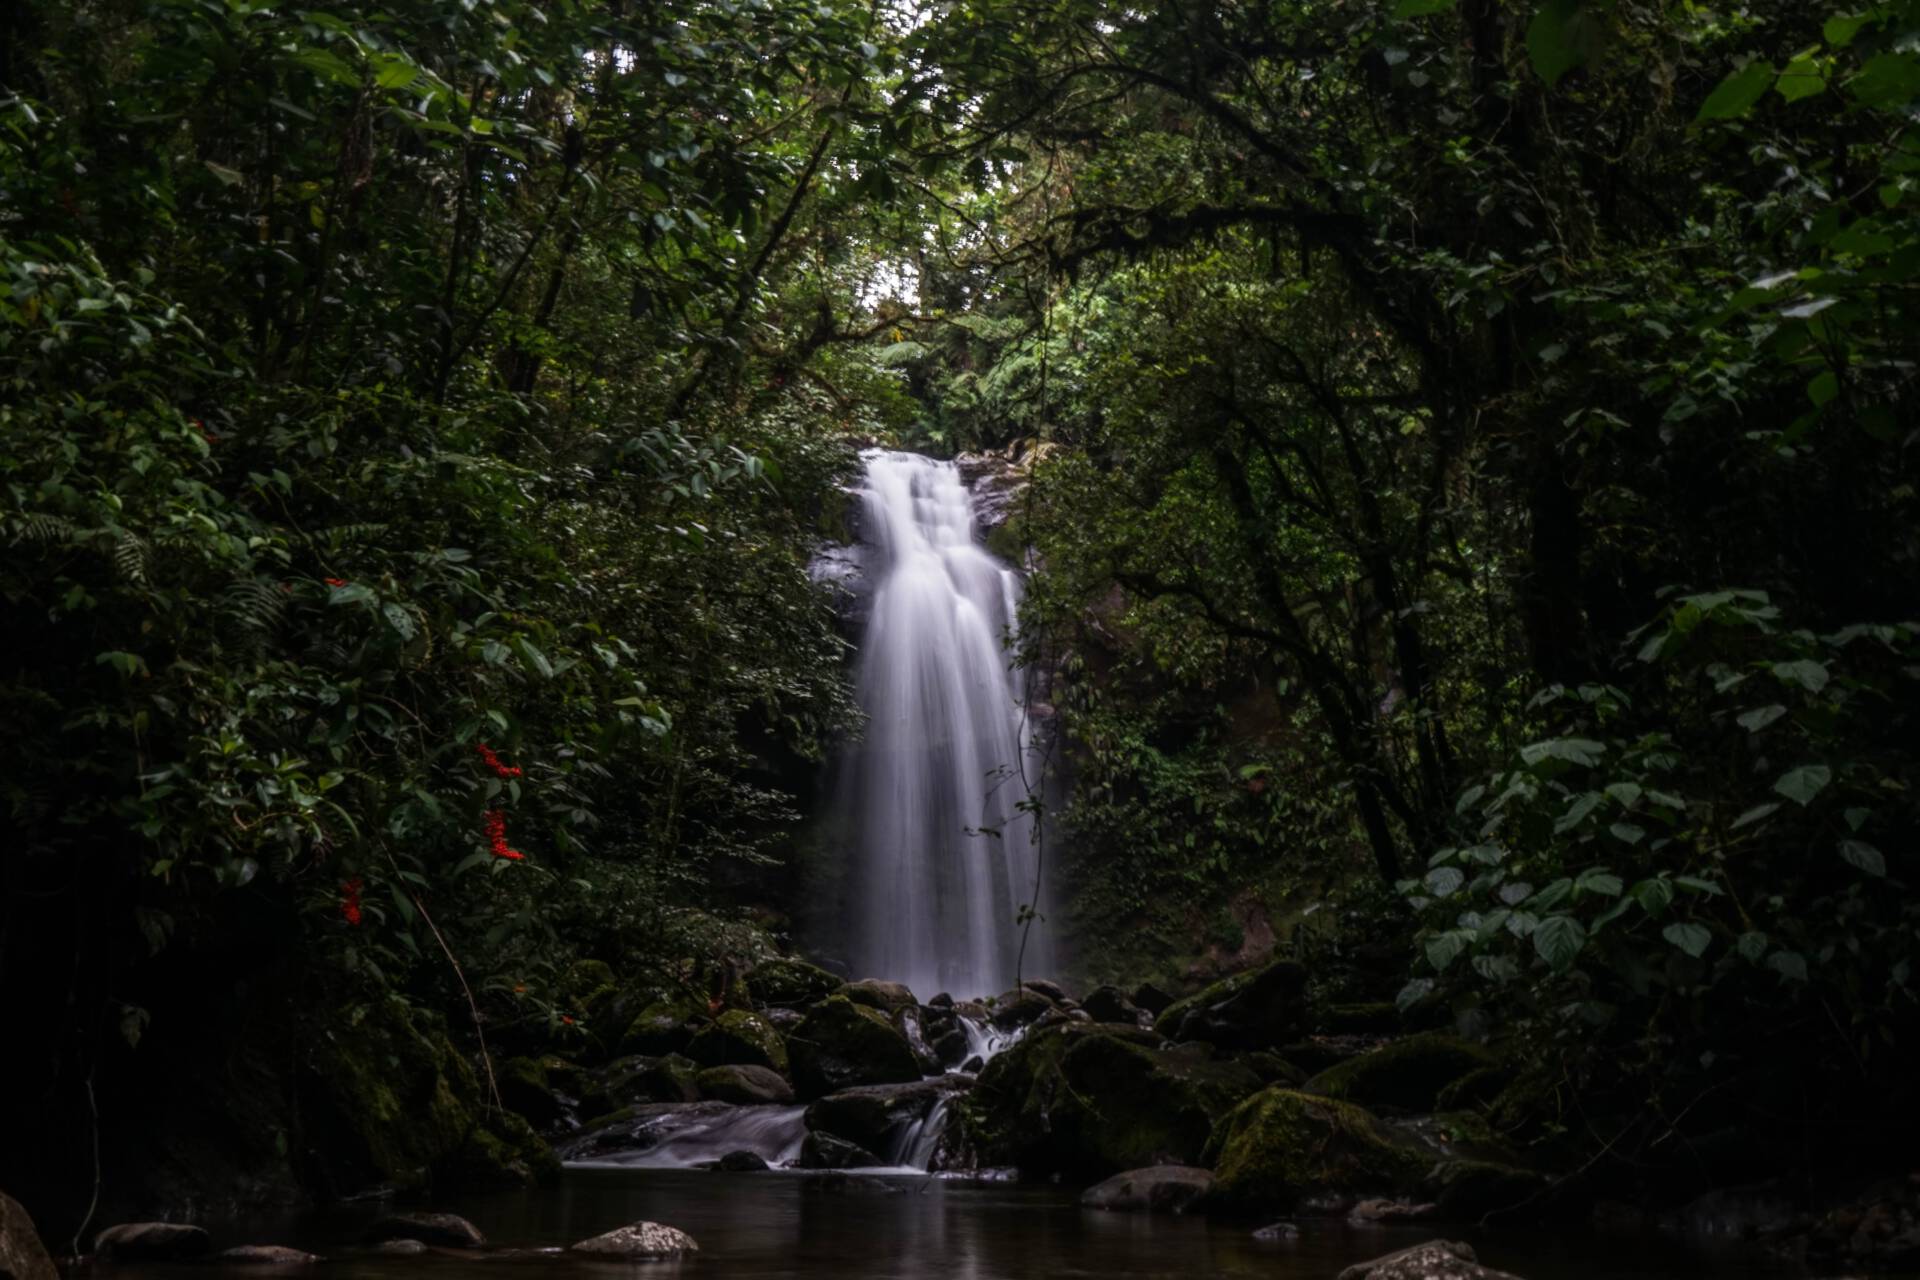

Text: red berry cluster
xmin=475 ymin=742 xmax=523 ymax=779
xmin=484 ymin=809 xmax=525 ymax=861
xmin=324 ymin=577 xmax=348 ymax=588
xmin=340 ymin=876 xmax=364 ymax=926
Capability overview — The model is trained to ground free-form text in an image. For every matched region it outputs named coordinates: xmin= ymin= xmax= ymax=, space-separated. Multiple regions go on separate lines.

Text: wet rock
xmin=1336 ymin=1240 xmax=1528 ymax=1280
xmin=928 ymin=992 xmax=954 ymax=1009
xmin=788 ymin=995 xmax=921 ymax=1099
xmin=1080 ymin=985 xmax=1144 ymax=1025
xmin=1435 ymin=1066 xmax=1510 ymax=1112
xmin=212 ymin=1246 xmax=321 ymax=1266
xmin=799 ymin=1131 xmax=885 ymax=1169
xmin=806 ymin=1077 xmax=966 ymax=1153
xmin=962 ymin=1055 xmax=985 ymax=1073
xmin=1 ymin=1195 xmax=57 ymax=1280
xmin=1153 ymin=959 xmax=1309 ymax=1050
xmin=963 ymin=1022 xmax=1260 ymax=1176
xmin=499 ymin=1055 xmax=573 ymax=1129
xmin=695 ymin=1063 xmax=795 ymax=1105
xmin=893 ymin=1005 xmax=945 ymax=1074
xmin=1130 ymin=983 xmax=1175 ymax=1015
xmin=1252 ymin=1221 xmax=1299 ymax=1241
xmin=686 ymin=1009 xmax=789 ymax=1074
xmin=990 ymin=987 xmax=1055 ymax=1031
xmin=94 ymin=1224 xmax=213 ymax=1262
xmin=365 ymin=1213 xmax=485 ymax=1249
xmin=1022 ymin=979 xmax=1071 ymax=1002
xmin=714 ymin=1150 xmax=770 ymax=1172
xmin=568 ymin=1223 xmax=697 ymax=1260
xmin=1305 ymin=1033 xmax=1500 ymax=1113
xmin=923 ymin=1007 xmax=971 ymax=1068
xmin=764 ymin=1006 xmax=805 ymax=1033
xmin=1202 ymin=1088 xmax=1429 ymax=1212
xmin=844 ymin=979 xmax=917 ymax=1013
xmin=748 ymin=957 xmax=844 ymax=1007
xmin=370 ymin=1240 xmax=429 ymax=1256
xmin=597 ymin=1053 xmax=703 ymax=1106
xmin=1243 ymin=1050 xmax=1308 ymax=1087
xmin=1079 ymin=1165 xmax=1215 ymax=1214
xmin=620 ymin=995 xmax=706 ymax=1056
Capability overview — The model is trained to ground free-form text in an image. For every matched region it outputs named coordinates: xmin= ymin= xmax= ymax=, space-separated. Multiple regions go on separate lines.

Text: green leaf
xmin=1767 ymin=950 xmax=1809 ymax=983
xmin=1662 ymin=921 xmax=1712 ymax=959
xmin=1630 ymin=877 xmax=1674 ymax=917
xmin=1771 ymin=659 xmax=1830 ymax=693
xmin=1533 ymin=914 xmax=1587 ymax=971
xmin=1737 ymin=704 xmax=1787 ymax=733
xmin=1823 ymin=14 xmax=1870 ymax=46
xmin=1519 ymin=737 xmax=1607 ymax=769
xmin=1775 ymin=56 xmax=1826 ymax=102
xmin=1807 ymin=370 xmax=1839 ymax=407
xmin=1732 ymin=801 xmax=1781 ymax=829
xmin=1575 ymin=867 xmax=1624 ymax=897
xmin=1396 ymin=978 xmax=1435 ymax=1012
xmin=1393 ymin=0 xmax=1454 ymax=15
xmin=1426 ymin=931 xmax=1466 ymax=971
xmin=1773 ymin=764 xmax=1832 ymax=806
xmin=1697 ymin=60 xmax=1776 ymax=121
xmin=1675 ymin=875 xmax=1725 ymax=896
xmin=1847 ymin=53 xmax=1920 ymax=108
xmin=1736 ymin=931 xmax=1769 ymax=963
xmin=1527 ymin=0 xmax=1603 ymax=88
xmin=1425 ymin=866 xmax=1466 ymax=898
xmin=1839 ymin=839 xmax=1886 ymax=877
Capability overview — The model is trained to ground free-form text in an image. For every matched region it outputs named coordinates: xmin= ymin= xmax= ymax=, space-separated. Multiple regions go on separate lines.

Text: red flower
xmin=324 ymin=577 xmax=347 ymax=588
xmin=475 ymin=742 xmax=523 ymax=779
xmin=340 ymin=876 xmax=364 ymax=926
xmin=483 ymin=809 xmax=525 ymax=861
xmin=561 ymin=1015 xmax=575 ymax=1026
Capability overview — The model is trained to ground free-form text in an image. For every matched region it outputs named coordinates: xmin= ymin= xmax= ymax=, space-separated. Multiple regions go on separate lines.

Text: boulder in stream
xmin=1304 ymin=1033 xmax=1499 ymax=1112
xmin=370 ymin=1241 xmax=430 ymax=1257
xmin=619 ymin=995 xmax=706 ymax=1056
xmin=569 ymin=1222 xmax=698 ymax=1260
xmin=1 ymin=1194 xmax=57 ymax=1280
xmin=365 ymin=1213 xmax=485 ymax=1249
xmin=1153 ymin=958 xmax=1309 ymax=1050
xmin=93 ymin=1223 xmax=214 ymax=1262
xmin=748 ymin=957 xmax=844 ymax=1007
xmin=1080 ymin=985 xmax=1145 ymax=1025
xmin=799 ymin=1131 xmax=886 ymax=1169
xmin=844 ymin=978 xmax=917 ymax=1012
xmin=714 ymin=1149 xmax=771 ymax=1172
xmin=805 ymin=1077 xmax=966 ymax=1155
xmin=696 ymin=1063 xmax=795 ymax=1105
xmin=1079 ymin=1165 xmax=1215 ymax=1214
xmin=1202 ymin=1087 xmax=1429 ymax=1212
xmin=788 ymin=995 xmax=921 ymax=1098
xmin=1336 ymin=1240 xmax=1529 ymax=1280
xmin=963 ymin=1022 xmax=1261 ymax=1175
xmin=686 ymin=1009 xmax=789 ymax=1074
xmin=990 ymin=987 xmax=1056 ymax=1031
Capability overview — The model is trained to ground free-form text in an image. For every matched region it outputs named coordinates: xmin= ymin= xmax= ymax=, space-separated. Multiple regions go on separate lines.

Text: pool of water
xmin=139 ymin=1167 xmax=1804 ymax=1280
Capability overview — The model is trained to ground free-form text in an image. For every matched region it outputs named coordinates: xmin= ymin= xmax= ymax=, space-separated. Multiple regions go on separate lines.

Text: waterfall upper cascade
xmin=836 ymin=449 xmax=1052 ymax=1001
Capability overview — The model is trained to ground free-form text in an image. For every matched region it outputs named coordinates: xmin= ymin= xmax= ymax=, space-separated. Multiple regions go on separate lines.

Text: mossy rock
xmin=686 ymin=1009 xmax=789 ymax=1074
xmin=1202 ymin=1087 xmax=1429 ymax=1211
xmin=805 ymin=1078 xmax=959 ymax=1153
xmin=1153 ymin=959 xmax=1309 ymax=1050
xmin=1243 ymin=1050 xmax=1308 ymax=1088
xmin=788 ymin=995 xmax=921 ymax=1099
xmin=962 ymin=1022 xmax=1261 ymax=1176
xmin=1306 ymin=1033 xmax=1499 ymax=1112
xmin=1435 ymin=1066 xmax=1511 ymax=1112
xmin=845 ymin=979 xmax=917 ymax=1012
xmin=595 ymin=1053 xmax=702 ymax=1107
xmin=499 ymin=1055 xmax=577 ymax=1128
xmin=748 ymin=958 xmax=844 ymax=1007
xmin=620 ymin=995 xmax=706 ymax=1056
xmin=304 ymin=996 xmax=558 ymax=1193
xmin=695 ymin=1064 xmax=794 ymax=1105
xmin=1425 ymin=1158 xmax=1552 ymax=1221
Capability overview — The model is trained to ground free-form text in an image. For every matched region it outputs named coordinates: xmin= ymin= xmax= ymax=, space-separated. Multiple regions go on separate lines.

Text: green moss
xmin=1435 ymin=1065 xmax=1510 ymax=1112
xmin=1152 ymin=959 xmax=1309 ymax=1049
xmin=1426 ymin=1158 xmax=1550 ymax=1220
xmin=1304 ymin=1033 xmax=1499 ymax=1111
xmin=1320 ymin=1002 xmax=1399 ymax=1034
xmin=307 ymin=996 xmax=557 ymax=1193
xmin=962 ymin=1023 xmax=1261 ymax=1176
xmin=747 ymin=957 xmax=843 ymax=1007
xmin=686 ymin=1009 xmax=789 ymax=1074
xmin=620 ymin=995 xmax=705 ymax=1056
xmin=789 ymin=995 xmax=920 ymax=1098
xmin=1203 ymin=1087 xmax=1429 ymax=1211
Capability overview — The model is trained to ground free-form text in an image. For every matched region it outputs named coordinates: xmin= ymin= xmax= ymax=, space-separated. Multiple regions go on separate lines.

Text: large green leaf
xmin=1533 ymin=914 xmax=1587 ymax=971
xmin=1697 ymin=60 xmax=1776 ymax=121
xmin=1527 ymin=0 xmax=1604 ymax=87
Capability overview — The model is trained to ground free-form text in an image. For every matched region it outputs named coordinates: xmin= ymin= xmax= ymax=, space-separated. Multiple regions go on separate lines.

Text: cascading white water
xmin=838 ymin=449 xmax=1051 ymax=1000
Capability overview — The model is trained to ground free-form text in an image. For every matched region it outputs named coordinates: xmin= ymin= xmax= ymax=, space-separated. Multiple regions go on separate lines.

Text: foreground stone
xmin=1 ymin=1194 xmax=58 ymax=1280
xmin=844 ymin=979 xmax=917 ymax=1012
xmin=365 ymin=1214 xmax=484 ymax=1249
xmin=569 ymin=1223 xmax=698 ymax=1260
xmin=1203 ymin=1088 xmax=1428 ymax=1211
xmin=747 ymin=957 xmax=844 ymax=1007
xmin=213 ymin=1246 xmax=321 ymax=1266
xmin=695 ymin=1063 xmax=795 ymax=1105
xmin=1336 ymin=1240 xmax=1528 ymax=1280
xmin=371 ymin=1240 xmax=429 ymax=1256
xmin=94 ymin=1224 xmax=213 ymax=1262
xmin=805 ymin=1077 xmax=965 ymax=1155
xmin=1079 ymin=1166 xmax=1214 ymax=1215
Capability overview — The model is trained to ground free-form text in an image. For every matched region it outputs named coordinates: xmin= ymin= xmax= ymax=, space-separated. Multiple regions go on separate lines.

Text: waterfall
xmin=836 ymin=449 xmax=1051 ymax=1000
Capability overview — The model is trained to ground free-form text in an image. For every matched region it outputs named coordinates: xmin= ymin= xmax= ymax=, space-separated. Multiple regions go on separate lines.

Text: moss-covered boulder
xmin=805 ymin=1078 xmax=963 ymax=1153
xmin=1424 ymin=1158 xmax=1552 ymax=1221
xmin=587 ymin=1053 xmax=703 ymax=1111
xmin=1305 ymin=1034 xmax=1499 ymax=1112
xmin=747 ymin=958 xmax=844 ymax=1007
xmin=686 ymin=1009 xmax=788 ymax=1074
xmin=962 ymin=1022 xmax=1262 ymax=1176
xmin=1154 ymin=959 xmax=1309 ymax=1050
xmin=1321 ymin=1002 xmax=1400 ymax=1035
xmin=620 ymin=996 xmax=707 ymax=1057
xmin=788 ymin=995 xmax=921 ymax=1099
xmin=844 ymin=979 xmax=917 ymax=1012
xmin=304 ymin=996 xmax=559 ymax=1193
xmin=1203 ymin=1087 xmax=1429 ymax=1211
xmin=499 ymin=1055 xmax=578 ymax=1128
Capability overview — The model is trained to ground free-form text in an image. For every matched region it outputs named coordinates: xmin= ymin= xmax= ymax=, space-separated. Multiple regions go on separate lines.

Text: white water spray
xmin=837 ymin=450 xmax=1051 ymax=1000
